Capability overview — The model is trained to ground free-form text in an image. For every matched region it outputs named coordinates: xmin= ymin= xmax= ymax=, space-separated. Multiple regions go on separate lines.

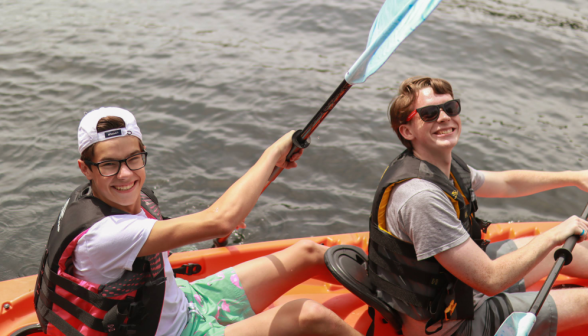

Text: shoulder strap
xmin=140 ymin=188 xmax=163 ymax=220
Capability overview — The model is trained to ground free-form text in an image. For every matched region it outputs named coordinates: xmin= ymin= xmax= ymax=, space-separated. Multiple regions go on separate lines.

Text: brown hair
xmin=80 ymin=116 xmax=145 ymax=162
xmin=388 ymin=76 xmax=454 ymax=150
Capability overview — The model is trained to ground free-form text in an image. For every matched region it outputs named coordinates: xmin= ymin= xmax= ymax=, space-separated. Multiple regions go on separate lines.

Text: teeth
xmin=115 ymin=183 xmax=134 ymax=191
xmin=437 ymin=129 xmax=452 ymax=135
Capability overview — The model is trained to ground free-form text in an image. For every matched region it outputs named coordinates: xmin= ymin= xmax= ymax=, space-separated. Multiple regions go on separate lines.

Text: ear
xmin=78 ymin=159 xmax=94 ymax=181
xmin=399 ymin=124 xmax=415 ymax=141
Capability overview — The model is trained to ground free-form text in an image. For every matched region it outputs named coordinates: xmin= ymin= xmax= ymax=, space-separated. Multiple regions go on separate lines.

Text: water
xmin=0 ymin=0 xmax=586 ymax=281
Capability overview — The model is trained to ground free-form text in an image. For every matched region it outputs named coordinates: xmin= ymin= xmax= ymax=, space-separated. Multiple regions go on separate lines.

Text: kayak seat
xmin=324 ymin=245 xmax=403 ymax=335
xmin=9 ymin=323 xmax=43 ymax=336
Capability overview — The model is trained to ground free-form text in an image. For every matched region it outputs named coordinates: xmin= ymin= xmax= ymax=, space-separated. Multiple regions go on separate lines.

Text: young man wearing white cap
xmin=34 ymin=107 xmax=363 ymax=336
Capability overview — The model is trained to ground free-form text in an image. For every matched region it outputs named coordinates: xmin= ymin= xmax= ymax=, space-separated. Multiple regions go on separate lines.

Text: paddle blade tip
xmin=494 ymin=312 xmax=536 ymax=336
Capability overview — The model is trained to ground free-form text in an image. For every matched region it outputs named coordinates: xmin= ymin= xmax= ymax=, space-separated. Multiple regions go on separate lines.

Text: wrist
xmin=571 ymin=171 xmax=585 ymax=188
xmin=263 ymin=145 xmax=282 ymax=164
xmin=541 ymin=228 xmax=561 ymax=248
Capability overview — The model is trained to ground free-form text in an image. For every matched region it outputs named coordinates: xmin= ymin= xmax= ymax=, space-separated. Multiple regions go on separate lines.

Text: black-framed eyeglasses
xmin=405 ymin=99 xmax=461 ymax=123
xmin=84 ymin=152 xmax=148 ymax=177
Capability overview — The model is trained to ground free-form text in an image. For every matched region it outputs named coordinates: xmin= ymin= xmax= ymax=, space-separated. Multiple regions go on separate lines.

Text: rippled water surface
xmin=1 ymin=0 xmax=586 ymax=281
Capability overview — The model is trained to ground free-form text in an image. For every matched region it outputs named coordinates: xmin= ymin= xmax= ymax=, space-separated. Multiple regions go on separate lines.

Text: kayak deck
xmin=1 ymin=222 xmax=587 ymax=335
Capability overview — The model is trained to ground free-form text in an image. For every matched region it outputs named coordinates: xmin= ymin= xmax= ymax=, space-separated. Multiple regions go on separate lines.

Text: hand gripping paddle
xmin=214 ymin=0 xmax=443 ymax=247
xmin=494 ymin=203 xmax=588 ymax=336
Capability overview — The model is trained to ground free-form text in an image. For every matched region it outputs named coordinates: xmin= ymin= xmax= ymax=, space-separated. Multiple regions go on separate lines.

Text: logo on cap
xmin=105 ymin=129 xmax=123 ymax=138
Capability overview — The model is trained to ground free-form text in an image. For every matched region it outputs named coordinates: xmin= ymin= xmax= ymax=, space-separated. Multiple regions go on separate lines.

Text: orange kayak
xmin=1 ymin=222 xmax=587 ymax=336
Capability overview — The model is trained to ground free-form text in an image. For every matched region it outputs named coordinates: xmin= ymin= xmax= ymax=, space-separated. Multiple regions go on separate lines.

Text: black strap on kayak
xmin=173 ymin=263 xmax=202 ymax=276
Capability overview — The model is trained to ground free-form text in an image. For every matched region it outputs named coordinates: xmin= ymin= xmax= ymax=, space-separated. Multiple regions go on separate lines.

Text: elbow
xmin=478 ymin=285 xmax=502 ymax=297
xmin=474 ymin=275 xmax=505 ymax=297
xmin=217 ymin=222 xmax=235 ymax=237
xmin=210 ymin=211 xmax=240 ymax=237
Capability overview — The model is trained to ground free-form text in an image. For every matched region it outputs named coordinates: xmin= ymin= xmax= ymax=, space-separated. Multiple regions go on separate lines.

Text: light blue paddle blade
xmin=345 ymin=0 xmax=442 ymax=84
xmin=494 ymin=312 xmax=537 ymax=336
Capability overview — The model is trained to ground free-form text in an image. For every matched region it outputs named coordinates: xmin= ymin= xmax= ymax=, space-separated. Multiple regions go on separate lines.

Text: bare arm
xmin=138 ymin=131 xmax=301 ymax=257
xmin=435 ymin=216 xmax=588 ymax=296
xmin=476 ymin=170 xmax=588 ymax=198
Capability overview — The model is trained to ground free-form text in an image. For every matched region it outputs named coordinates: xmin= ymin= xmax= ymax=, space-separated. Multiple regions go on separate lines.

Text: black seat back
xmin=324 ymin=245 xmax=403 ymax=335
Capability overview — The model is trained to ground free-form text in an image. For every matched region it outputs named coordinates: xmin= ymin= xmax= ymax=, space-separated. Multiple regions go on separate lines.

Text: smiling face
xmin=399 ymin=87 xmax=461 ymax=158
xmin=78 ymin=136 xmax=145 ymax=214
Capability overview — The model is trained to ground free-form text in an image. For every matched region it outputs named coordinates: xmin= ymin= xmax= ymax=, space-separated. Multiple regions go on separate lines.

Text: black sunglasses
xmin=405 ymin=99 xmax=461 ymax=123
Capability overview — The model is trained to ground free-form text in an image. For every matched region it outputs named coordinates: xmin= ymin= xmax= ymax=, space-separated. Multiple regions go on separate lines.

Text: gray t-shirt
xmin=383 ymin=166 xmax=486 ymax=336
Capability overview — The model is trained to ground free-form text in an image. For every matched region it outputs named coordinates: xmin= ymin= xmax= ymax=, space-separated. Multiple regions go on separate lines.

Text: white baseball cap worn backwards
xmin=78 ymin=107 xmax=143 ymax=154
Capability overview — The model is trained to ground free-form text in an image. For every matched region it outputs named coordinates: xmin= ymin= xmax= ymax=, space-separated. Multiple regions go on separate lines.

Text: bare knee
xmin=297 ymin=299 xmax=338 ymax=334
xmin=292 ymin=240 xmax=327 ymax=264
xmin=551 ymin=288 xmax=588 ymax=332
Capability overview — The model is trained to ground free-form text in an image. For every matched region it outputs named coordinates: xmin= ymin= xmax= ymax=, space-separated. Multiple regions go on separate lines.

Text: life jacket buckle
xmin=103 ymin=299 xmax=142 ymax=333
xmin=118 ymin=323 xmax=138 ymax=334
xmin=474 ymin=217 xmax=491 ymax=233
xmin=444 ymin=300 xmax=457 ymax=321
xmin=127 ymin=301 xmax=144 ymax=319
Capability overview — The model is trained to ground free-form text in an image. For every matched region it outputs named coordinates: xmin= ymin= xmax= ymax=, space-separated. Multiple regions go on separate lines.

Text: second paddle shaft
xmin=529 ymin=202 xmax=587 ymax=315
xmin=528 ymin=235 xmax=579 ymax=315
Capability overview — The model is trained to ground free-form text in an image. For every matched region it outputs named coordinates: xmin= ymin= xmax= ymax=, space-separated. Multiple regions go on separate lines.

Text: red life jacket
xmin=34 ymin=182 xmax=167 ymax=336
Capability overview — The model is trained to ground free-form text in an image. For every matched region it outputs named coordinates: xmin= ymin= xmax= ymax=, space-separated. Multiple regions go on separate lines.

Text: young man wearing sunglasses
xmin=367 ymin=76 xmax=588 ymax=336
xmin=35 ymin=107 xmax=364 ymax=336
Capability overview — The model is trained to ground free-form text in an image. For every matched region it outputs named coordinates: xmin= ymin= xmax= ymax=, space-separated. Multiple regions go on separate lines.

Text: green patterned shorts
xmin=177 ymin=267 xmax=256 ymax=336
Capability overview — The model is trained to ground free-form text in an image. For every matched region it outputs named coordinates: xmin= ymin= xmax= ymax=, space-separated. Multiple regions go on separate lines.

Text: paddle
xmin=213 ymin=0 xmax=443 ymax=247
xmin=494 ymin=203 xmax=588 ymax=336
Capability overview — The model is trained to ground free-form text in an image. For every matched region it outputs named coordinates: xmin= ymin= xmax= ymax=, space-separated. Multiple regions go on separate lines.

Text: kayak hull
xmin=1 ymin=222 xmax=587 ymax=336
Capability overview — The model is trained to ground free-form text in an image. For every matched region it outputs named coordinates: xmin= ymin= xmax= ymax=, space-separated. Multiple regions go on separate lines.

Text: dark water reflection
xmin=0 ymin=0 xmax=586 ymax=280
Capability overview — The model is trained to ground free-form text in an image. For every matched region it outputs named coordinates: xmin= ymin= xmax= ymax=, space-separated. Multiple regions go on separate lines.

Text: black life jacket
xmin=34 ymin=182 xmax=167 ymax=336
xmin=367 ymin=150 xmax=490 ymax=335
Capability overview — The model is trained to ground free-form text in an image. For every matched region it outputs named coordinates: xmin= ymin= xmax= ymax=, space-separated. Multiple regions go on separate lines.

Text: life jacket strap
xmin=366 ymin=307 xmax=377 ymax=336
xmin=39 ymin=283 xmax=107 ymax=332
xmin=369 ymin=225 xmax=416 ymax=258
xmin=424 ymin=291 xmax=446 ymax=335
xmin=44 ymin=265 xmax=119 ymax=310
xmin=368 ymin=243 xmax=444 ymax=287
xmin=37 ymin=302 xmax=84 ymax=336
xmin=369 ymin=271 xmax=431 ymax=308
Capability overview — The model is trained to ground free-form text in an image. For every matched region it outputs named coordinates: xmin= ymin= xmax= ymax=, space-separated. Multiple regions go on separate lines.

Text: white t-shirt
xmin=73 ymin=210 xmax=188 ymax=336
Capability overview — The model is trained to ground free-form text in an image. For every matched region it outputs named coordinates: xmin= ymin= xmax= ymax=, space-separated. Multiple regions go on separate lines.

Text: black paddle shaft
xmin=527 ymin=202 xmax=588 ymax=315
xmin=213 ymin=79 xmax=352 ymax=248
xmin=528 ymin=235 xmax=579 ymax=315
xmin=267 ymin=79 xmax=353 ymax=183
